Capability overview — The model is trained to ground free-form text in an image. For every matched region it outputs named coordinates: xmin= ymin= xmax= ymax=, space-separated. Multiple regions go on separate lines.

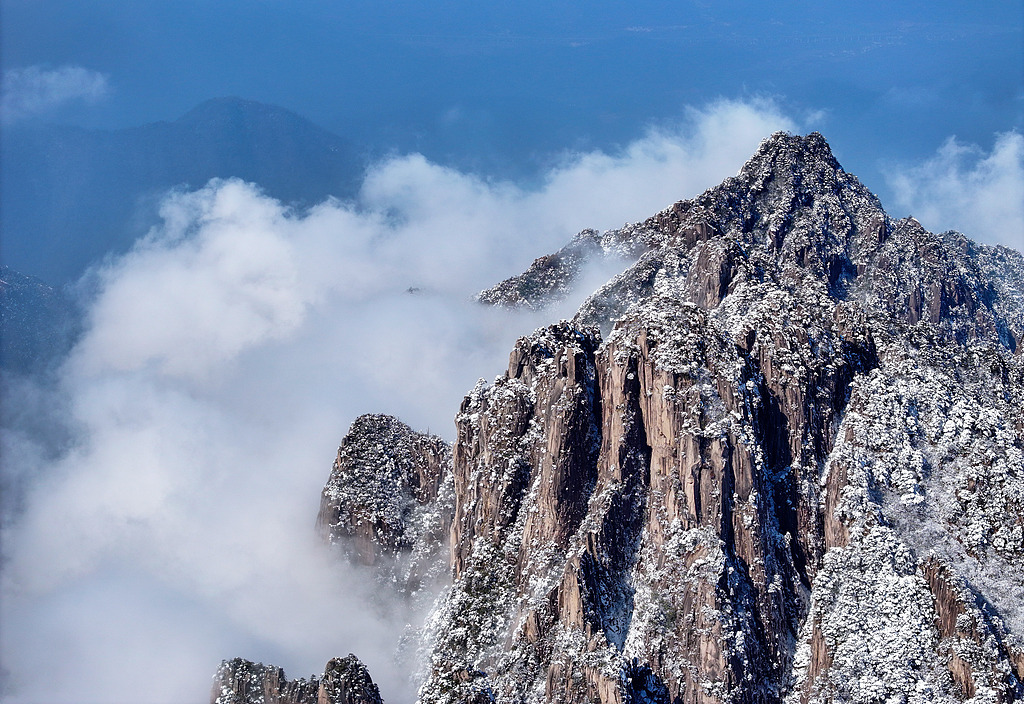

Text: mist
xmin=884 ymin=130 xmax=1024 ymax=252
xmin=0 ymin=65 xmax=111 ymax=124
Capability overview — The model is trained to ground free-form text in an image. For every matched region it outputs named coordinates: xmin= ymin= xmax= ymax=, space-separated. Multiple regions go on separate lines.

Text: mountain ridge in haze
xmin=0 ymin=97 xmax=364 ymax=284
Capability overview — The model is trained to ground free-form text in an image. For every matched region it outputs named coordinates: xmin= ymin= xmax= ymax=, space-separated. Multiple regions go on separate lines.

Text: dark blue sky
xmin=3 ymin=0 xmax=1022 ymax=189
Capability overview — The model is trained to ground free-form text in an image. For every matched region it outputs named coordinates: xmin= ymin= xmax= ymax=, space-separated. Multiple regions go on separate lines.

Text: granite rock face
xmin=215 ymin=132 xmax=1024 ymax=704
xmin=315 ymin=413 xmax=453 ymax=591
xmin=211 ymin=658 xmax=321 ymax=704
xmin=418 ymin=133 xmax=1024 ymax=703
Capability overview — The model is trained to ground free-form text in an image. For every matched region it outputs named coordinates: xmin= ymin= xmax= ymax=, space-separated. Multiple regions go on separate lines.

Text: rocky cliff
xmin=212 ymin=655 xmax=382 ymax=704
xmin=213 ymin=132 xmax=1024 ymax=704
xmin=315 ymin=413 xmax=453 ymax=593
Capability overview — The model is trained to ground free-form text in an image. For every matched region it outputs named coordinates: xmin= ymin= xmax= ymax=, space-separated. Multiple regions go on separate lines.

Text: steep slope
xmin=213 ymin=132 xmax=1024 ymax=704
xmin=316 ymin=414 xmax=453 ymax=593
xmin=418 ymin=132 xmax=1023 ymax=703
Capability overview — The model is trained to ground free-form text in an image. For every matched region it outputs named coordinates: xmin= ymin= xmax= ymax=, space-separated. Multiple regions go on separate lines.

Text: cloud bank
xmin=1 ymin=65 xmax=111 ymax=123
xmin=885 ymin=131 xmax=1024 ymax=252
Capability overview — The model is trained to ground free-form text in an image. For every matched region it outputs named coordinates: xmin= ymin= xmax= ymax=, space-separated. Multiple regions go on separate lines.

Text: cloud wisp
xmin=1 ymin=65 xmax=111 ymax=124
xmin=884 ymin=131 xmax=1024 ymax=252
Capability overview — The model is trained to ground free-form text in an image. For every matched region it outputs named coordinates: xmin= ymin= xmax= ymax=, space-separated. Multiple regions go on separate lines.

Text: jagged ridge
xmin=215 ymin=132 xmax=1024 ymax=704
xmin=212 ymin=655 xmax=382 ymax=704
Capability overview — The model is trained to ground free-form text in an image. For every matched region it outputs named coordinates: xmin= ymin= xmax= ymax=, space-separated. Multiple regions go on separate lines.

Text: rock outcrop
xmin=214 ymin=132 xmax=1024 ymax=704
xmin=316 ymin=414 xmax=453 ymax=591
xmin=319 ymin=656 xmax=385 ymax=704
xmin=211 ymin=658 xmax=321 ymax=704
xmin=211 ymin=656 xmax=382 ymax=704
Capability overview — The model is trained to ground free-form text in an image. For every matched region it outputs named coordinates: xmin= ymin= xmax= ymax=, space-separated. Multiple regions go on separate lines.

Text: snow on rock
xmin=210 ymin=655 xmax=384 ymax=704
xmin=214 ymin=132 xmax=1024 ymax=704
xmin=316 ymin=413 xmax=453 ymax=593
xmin=418 ymin=132 xmax=1023 ymax=703
xmin=211 ymin=658 xmax=320 ymax=704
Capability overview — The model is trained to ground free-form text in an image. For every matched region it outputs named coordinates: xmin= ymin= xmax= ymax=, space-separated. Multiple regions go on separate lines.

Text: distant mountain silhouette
xmin=1 ymin=97 xmax=364 ymax=284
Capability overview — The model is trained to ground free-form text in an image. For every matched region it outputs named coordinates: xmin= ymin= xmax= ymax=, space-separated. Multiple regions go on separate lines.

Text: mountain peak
xmin=740 ymin=130 xmax=844 ymax=182
xmin=174 ymin=96 xmax=311 ymax=128
xmin=619 ymin=129 xmax=885 ymax=262
xmin=475 ymin=130 xmax=887 ymax=313
xmin=754 ymin=129 xmax=833 ymax=157
xmin=429 ymin=132 xmax=1024 ymax=704
xmin=479 ymin=131 xmax=1023 ymax=356
xmin=212 ymin=130 xmax=1024 ymax=704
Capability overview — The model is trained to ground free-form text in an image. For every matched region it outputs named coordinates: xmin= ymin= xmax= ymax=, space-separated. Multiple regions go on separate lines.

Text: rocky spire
xmin=318 ymin=656 xmax=383 ymax=704
xmin=211 ymin=655 xmax=383 ymax=704
xmin=315 ymin=413 xmax=453 ymax=592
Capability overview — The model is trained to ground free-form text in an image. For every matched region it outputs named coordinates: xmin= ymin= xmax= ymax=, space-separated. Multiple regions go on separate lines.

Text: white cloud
xmin=74 ymin=182 xmax=320 ymax=379
xmin=1 ymin=65 xmax=110 ymax=123
xmin=0 ymin=99 xmax=798 ymax=704
xmin=885 ymin=132 xmax=1024 ymax=252
xmin=534 ymin=98 xmax=798 ymax=233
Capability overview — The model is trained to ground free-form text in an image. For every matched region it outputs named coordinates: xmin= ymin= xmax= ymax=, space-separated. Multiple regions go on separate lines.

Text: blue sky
xmin=3 ymin=0 xmax=1022 ymax=190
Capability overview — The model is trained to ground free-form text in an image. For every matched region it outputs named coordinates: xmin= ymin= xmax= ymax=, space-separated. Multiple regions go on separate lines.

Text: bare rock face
xmin=417 ymin=133 xmax=1024 ymax=703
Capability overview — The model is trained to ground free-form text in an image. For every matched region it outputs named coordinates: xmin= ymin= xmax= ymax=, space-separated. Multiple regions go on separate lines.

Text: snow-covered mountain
xmin=213 ymin=132 xmax=1024 ymax=704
